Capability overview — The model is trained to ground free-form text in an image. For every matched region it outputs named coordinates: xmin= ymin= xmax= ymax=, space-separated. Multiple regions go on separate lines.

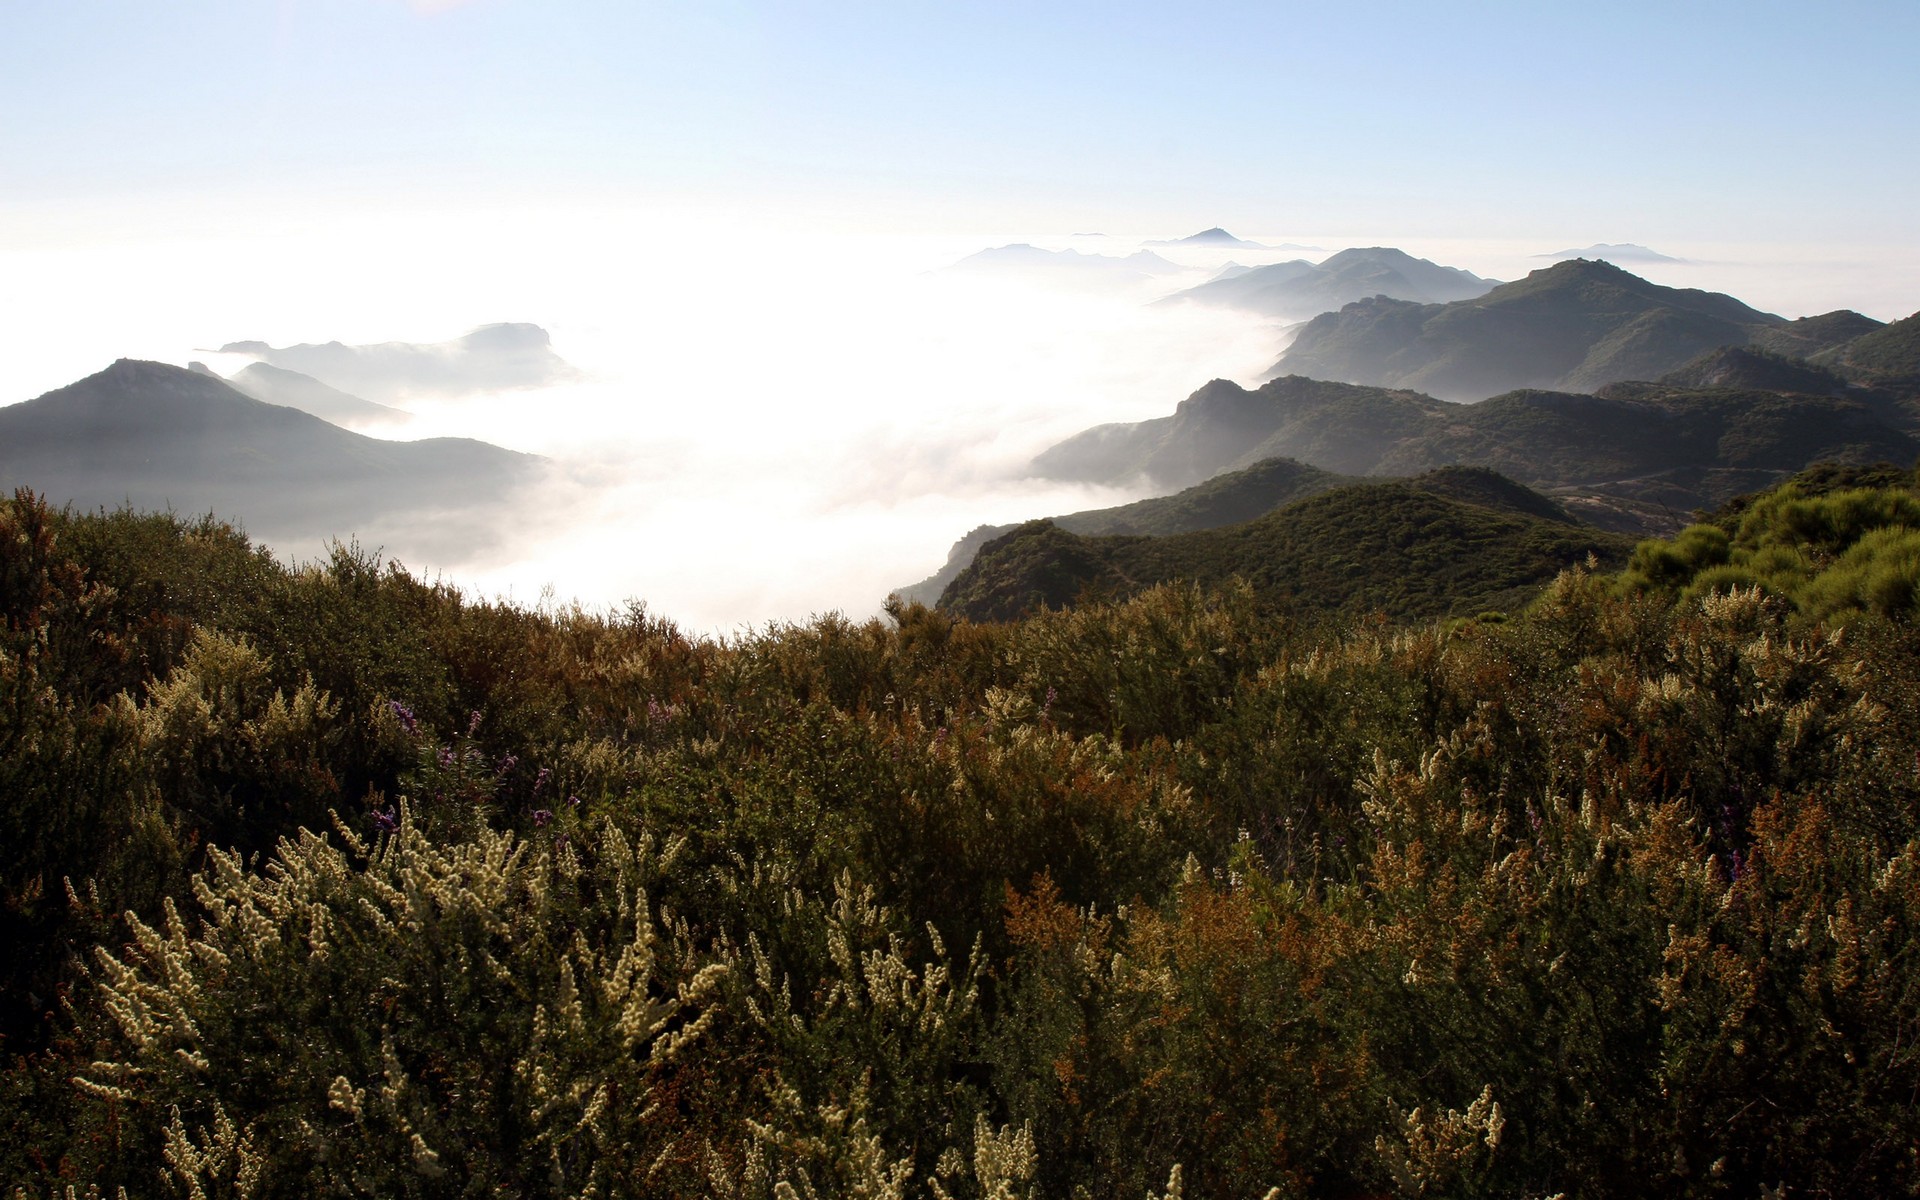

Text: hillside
xmin=1814 ymin=310 xmax=1920 ymax=386
xmin=0 ymin=359 xmax=542 ymax=551
xmin=1749 ymin=309 xmax=1885 ymax=359
xmin=895 ymin=457 xmax=1354 ymax=605
xmin=1269 ymin=258 xmax=1786 ymax=401
xmin=939 ymin=468 xmax=1628 ymax=622
xmin=4 ymin=484 xmax=1917 ymax=1198
xmin=1162 ymin=246 xmax=1499 ymax=319
xmin=1032 ymin=375 xmax=1447 ymax=490
xmin=1653 ymin=345 xmax=1852 ymax=395
xmin=1031 ymin=368 xmax=1917 ymax=523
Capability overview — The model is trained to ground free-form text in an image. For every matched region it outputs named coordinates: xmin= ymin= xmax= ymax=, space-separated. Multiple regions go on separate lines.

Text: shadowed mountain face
xmin=1030 ymin=371 xmax=1919 ymax=524
xmin=1814 ymin=311 xmax=1920 ymax=387
xmin=1033 ymin=376 xmax=1448 ymax=491
xmin=1163 ymin=246 xmax=1499 ymax=320
xmin=938 ymin=468 xmax=1630 ymax=623
xmin=1269 ymin=258 xmax=1787 ymax=402
xmin=218 ymin=322 xmax=580 ymax=403
xmin=1749 ymin=310 xmax=1885 ymax=360
xmin=894 ymin=457 xmax=1355 ymax=606
xmin=1654 ymin=346 xmax=1852 ymax=395
xmin=0 ymin=360 xmax=544 ymax=560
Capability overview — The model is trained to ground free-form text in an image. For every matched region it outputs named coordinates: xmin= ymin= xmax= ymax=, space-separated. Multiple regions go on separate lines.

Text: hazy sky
xmin=6 ymin=1 xmax=1918 ymax=241
xmin=4 ymin=1 xmax=1918 ymax=630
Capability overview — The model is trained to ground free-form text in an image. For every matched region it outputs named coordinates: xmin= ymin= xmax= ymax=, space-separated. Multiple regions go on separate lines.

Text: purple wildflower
xmin=532 ymin=809 xmax=553 ymax=827
xmin=468 ymin=710 xmax=484 ymax=736
xmin=388 ymin=700 xmax=418 ymax=735
xmin=646 ymin=698 xmax=675 ymax=729
xmin=372 ymin=808 xmax=399 ymax=833
xmin=567 ymin=794 xmax=581 ymax=808
xmin=532 ymin=767 xmax=552 ymax=795
xmin=438 ymin=746 xmax=455 ymax=767
xmin=495 ymin=753 xmax=518 ymax=777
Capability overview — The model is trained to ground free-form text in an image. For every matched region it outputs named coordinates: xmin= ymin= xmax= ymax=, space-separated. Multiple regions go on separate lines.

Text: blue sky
xmin=6 ymin=0 xmax=1918 ymax=241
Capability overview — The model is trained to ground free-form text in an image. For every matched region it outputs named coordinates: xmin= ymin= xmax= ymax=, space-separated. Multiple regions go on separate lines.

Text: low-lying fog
xmin=5 ymin=200 xmax=1917 ymax=633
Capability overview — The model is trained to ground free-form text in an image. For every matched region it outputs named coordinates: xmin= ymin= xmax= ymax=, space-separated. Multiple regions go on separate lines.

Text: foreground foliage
xmin=3 ymin=486 xmax=1918 ymax=1197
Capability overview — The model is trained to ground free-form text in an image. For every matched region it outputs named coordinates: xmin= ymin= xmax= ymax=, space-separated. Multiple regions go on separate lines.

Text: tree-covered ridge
xmin=1030 ymin=367 xmax=1918 ymax=525
xmin=896 ymin=458 xmax=1355 ymax=607
xmin=4 ymin=485 xmax=1919 ymax=1197
xmin=937 ymin=469 xmax=1628 ymax=623
xmin=1814 ymin=310 xmax=1920 ymax=387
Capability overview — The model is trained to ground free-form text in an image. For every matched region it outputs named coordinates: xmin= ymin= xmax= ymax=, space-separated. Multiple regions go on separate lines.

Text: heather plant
xmin=65 ymin=809 xmax=727 ymax=1196
xmin=6 ymin=482 xmax=1920 ymax=1197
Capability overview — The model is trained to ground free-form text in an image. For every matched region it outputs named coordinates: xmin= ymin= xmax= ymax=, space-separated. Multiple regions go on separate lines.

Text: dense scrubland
xmin=4 ymin=472 xmax=1920 ymax=1198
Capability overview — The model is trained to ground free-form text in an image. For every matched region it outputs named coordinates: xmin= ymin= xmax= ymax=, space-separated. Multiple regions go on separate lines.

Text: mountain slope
xmin=0 ymin=360 xmax=542 ymax=552
xmin=1814 ymin=311 xmax=1920 ymax=386
xmin=895 ymin=457 xmax=1354 ymax=605
xmin=1654 ymin=346 xmax=1852 ymax=395
xmin=1030 ymin=369 xmax=1919 ymax=528
xmin=219 ymin=362 xmax=412 ymax=426
xmin=939 ymin=469 xmax=1629 ymax=622
xmin=1749 ymin=310 xmax=1885 ymax=359
xmin=1269 ymin=258 xmax=1786 ymax=401
xmin=1162 ymin=246 xmax=1498 ymax=319
xmin=1032 ymin=376 xmax=1447 ymax=490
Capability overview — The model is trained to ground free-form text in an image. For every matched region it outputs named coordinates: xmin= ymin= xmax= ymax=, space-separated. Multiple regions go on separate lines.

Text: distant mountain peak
xmin=1537 ymin=243 xmax=1683 ymax=265
xmin=1149 ymin=227 xmax=1269 ymax=249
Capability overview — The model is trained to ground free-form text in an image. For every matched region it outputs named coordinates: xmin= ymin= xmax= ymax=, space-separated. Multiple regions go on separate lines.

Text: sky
xmin=4 ymin=1 xmax=1918 ymax=630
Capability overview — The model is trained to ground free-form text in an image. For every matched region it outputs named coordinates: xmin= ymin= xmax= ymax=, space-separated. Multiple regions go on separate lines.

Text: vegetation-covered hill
xmin=1160 ymin=246 xmax=1498 ymax=319
xmin=1268 ymin=258 xmax=1788 ymax=401
xmin=1814 ymin=310 xmax=1920 ymax=387
xmin=1749 ymin=308 xmax=1886 ymax=359
xmin=897 ymin=457 xmax=1355 ymax=605
xmin=1033 ymin=375 xmax=1447 ymax=490
xmin=1653 ymin=344 xmax=1853 ymax=395
xmin=939 ymin=468 xmax=1628 ymax=622
xmin=5 ymin=482 xmax=1917 ymax=1197
xmin=1030 ymin=367 xmax=1918 ymax=523
xmin=0 ymin=359 xmax=541 ymax=552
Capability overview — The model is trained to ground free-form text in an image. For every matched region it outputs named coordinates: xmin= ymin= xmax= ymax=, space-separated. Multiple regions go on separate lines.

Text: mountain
xmin=1268 ymin=258 xmax=1787 ymax=402
xmin=1536 ymin=243 xmax=1682 ymax=264
xmin=1030 ymin=370 xmax=1919 ymax=528
xmin=1654 ymin=345 xmax=1852 ymax=395
xmin=940 ymin=244 xmax=1184 ymax=286
xmin=1032 ymin=376 xmax=1449 ymax=490
xmin=217 ymin=322 xmax=580 ymax=402
xmin=215 ymin=362 xmax=412 ymax=426
xmin=0 ymin=360 xmax=542 ymax=557
xmin=894 ymin=457 xmax=1354 ymax=606
xmin=1813 ymin=311 xmax=1920 ymax=387
xmin=1147 ymin=227 xmax=1269 ymax=249
xmin=1748 ymin=310 xmax=1884 ymax=359
xmin=938 ymin=468 xmax=1630 ymax=623
xmin=1162 ymin=247 xmax=1500 ymax=319
xmin=1369 ymin=385 xmax=1916 ymax=498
